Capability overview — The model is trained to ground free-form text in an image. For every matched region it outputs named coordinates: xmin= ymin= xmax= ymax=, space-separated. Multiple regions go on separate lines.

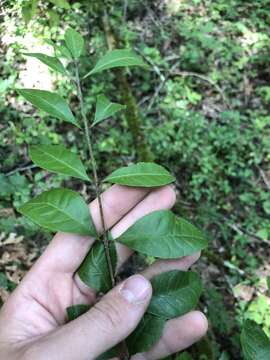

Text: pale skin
xmin=0 ymin=185 xmax=208 ymax=360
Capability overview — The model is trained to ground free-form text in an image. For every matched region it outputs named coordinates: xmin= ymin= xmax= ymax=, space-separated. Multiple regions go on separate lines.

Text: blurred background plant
xmin=0 ymin=0 xmax=270 ymax=358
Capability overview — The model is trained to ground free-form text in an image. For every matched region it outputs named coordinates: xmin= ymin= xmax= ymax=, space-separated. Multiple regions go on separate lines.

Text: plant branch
xmin=143 ymin=63 xmax=232 ymax=113
xmin=74 ymin=61 xmax=115 ymax=288
xmin=5 ymin=164 xmax=37 ymax=176
xmin=258 ymin=166 xmax=270 ymax=191
xmin=170 ymin=70 xmax=232 ymax=110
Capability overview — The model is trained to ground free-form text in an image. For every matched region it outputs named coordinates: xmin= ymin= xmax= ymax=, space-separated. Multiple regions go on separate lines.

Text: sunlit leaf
xmin=84 ymin=49 xmax=147 ymax=77
xmin=56 ymin=44 xmax=73 ymax=60
xmin=18 ymin=188 xmax=96 ymax=236
xmin=29 ymin=144 xmax=89 ymax=181
xmin=116 ymin=210 xmax=207 ymax=258
xmin=148 ymin=271 xmax=202 ymax=319
xmin=48 ymin=10 xmax=60 ymax=27
xmin=23 ymin=53 xmax=66 ymax=74
xmin=93 ymin=94 xmax=126 ymax=126
xmin=241 ymin=320 xmax=270 ymax=360
xmin=66 ymin=304 xmax=90 ymax=321
xmin=104 ymin=162 xmax=175 ymax=187
xmin=127 ymin=314 xmax=165 ymax=355
xmin=78 ymin=240 xmax=117 ymax=293
xmin=17 ymin=89 xmax=79 ymax=127
xmin=21 ymin=0 xmax=38 ymax=24
xmin=49 ymin=0 xmax=70 ymax=9
xmin=64 ymin=28 xmax=84 ymax=59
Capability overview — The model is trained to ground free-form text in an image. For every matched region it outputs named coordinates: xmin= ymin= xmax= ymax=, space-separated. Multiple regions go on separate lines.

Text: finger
xmin=131 ymin=311 xmax=208 ymax=360
xmin=31 ymin=275 xmax=152 ymax=360
xmin=141 ymin=252 xmax=201 ymax=280
xmin=32 ymin=185 xmax=149 ymax=275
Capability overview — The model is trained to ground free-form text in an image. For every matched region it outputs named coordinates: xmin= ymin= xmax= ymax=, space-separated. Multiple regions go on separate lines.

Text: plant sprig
xmin=17 ymin=28 xmax=208 ymax=359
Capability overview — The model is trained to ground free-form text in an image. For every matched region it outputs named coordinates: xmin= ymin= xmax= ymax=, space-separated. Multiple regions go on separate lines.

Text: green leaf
xmin=93 ymin=94 xmax=126 ymax=126
xmin=64 ymin=28 xmax=84 ymax=59
xmin=176 ymin=352 xmax=193 ymax=360
xmin=78 ymin=240 xmax=117 ymax=293
xmin=104 ymin=162 xmax=175 ymax=187
xmin=23 ymin=53 xmax=66 ymax=74
xmin=127 ymin=314 xmax=165 ymax=355
xmin=0 ymin=174 xmax=13 ymax=196
xmin=17 ymin=89 xmax=79 ymax=127
xmin=84 ymin=49 xmax=147 ymax=77
xmin=29 ymin=144 xmax=89 ymax=181
xmin=96 ymin=347 xmax=118 ymax=360
xmin=256 ymin=229 xmax=269 ymax=241
xmin=263 ymin=200 xmax=270 ymax=215
xmin=21 ymin=0 xmax=38 ymax=24
xmin=148 ymin=271 xmax=202 ymax=319
xmin=56 ymin=44 xmax=73 ymax=60
xmin=0 ymin=273 xmax=8 ymax=289
xmin=241 ymin=320 xmax=270 ymax=360
xmin=116 ymin=210 xmax=207 ymax=259
xmin=66 ymin=304 xmax=90 ymax=321
xmin=0 ymin=272 xmax=16 ymax=292
xmin=48 ymin=10 xmax=60 ymax=27
xmin=49 ymin=0 xmax=70 ymax=9
xmin=18 ymin=188 xmax=96 ymax=236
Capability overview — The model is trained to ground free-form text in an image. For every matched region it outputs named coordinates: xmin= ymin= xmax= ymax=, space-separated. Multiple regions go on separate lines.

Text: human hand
xmin=0 ymin=185 xmax=207 ymax=360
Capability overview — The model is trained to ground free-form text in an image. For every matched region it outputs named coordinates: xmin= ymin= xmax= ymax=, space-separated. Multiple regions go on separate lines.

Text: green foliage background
xmin=0 ymin=0 xmax=270 ymax=358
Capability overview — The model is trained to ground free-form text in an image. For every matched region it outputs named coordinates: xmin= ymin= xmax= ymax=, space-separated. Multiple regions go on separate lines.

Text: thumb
xmin=37 ymin=275 xmax=152 ymax=360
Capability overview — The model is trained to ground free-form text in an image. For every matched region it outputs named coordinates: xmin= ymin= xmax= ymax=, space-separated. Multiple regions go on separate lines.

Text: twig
xmin=135 ymin=46 xmax=165 ymax=82
xmin=258 ymin=167 xmax=270 ymax=191
xmin=224 ymin=216 xmax=269 ymax=245
xmin=74 ymin=61 xmax=115 ymax=288
xmin=144 ymin=3 xmax=163 ymax=30
xmin=123 ymin=0 xmax=128 ymax=23
xmin=137 ymin=95 xmax=151 ymax=107
xmin=170 ymin=70 xmax=232 ymax=110
xmin=5 ymin=164 xmax=37 ymax=176
xmin=145 ymin=66 xmax=231 ymax=112
xmin=147 ymin=79 xmax=166 ymax=112
xmin=134 ymin=46 xmax=169 ymax=112
xmin=146 ymin=62 xmax=179 ymax=112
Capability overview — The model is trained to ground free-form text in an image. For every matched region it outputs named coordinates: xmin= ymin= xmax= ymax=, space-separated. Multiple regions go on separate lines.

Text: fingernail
xmin=120 ymin=275 xmax=150 ymax=304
